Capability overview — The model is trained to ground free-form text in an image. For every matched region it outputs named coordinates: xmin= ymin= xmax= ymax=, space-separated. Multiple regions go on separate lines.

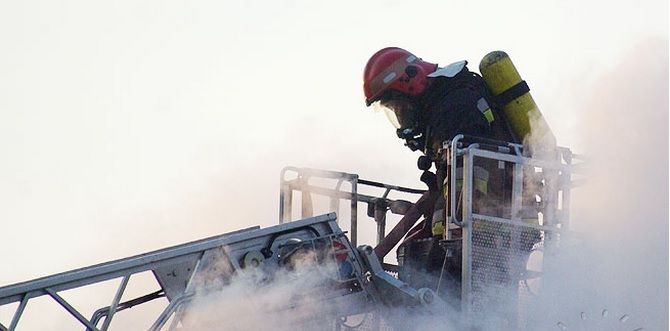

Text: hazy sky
xmin=0 ymin=0 xmax=667 ymax=329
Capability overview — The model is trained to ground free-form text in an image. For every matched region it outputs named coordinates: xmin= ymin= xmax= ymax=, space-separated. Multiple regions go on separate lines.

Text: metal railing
xmin=279 ymin=167 xmax=425 ymax=248
xmin=0 ymin=214 xmax=349 ymax=331
xmin=445 ymin=134 xmax=583 ymax=328
xmin=0 ymin=224 xmax=261 ymax=331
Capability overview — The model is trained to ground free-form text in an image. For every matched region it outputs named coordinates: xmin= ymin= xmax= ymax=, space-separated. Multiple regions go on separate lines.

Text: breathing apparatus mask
xmin=373 ymin=93 xmax=425 ymax=151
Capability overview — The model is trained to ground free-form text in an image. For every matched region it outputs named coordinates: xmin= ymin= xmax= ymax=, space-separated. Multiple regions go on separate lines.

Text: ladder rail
xmin=0 ymin=225 xmax=259 ymax=306
xmin=0 ymin=214 xmax=341 ymax=330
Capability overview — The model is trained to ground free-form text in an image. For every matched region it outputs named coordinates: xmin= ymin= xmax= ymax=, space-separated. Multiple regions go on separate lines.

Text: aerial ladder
xmin=0 ymin=135 xmax=580 ymax=330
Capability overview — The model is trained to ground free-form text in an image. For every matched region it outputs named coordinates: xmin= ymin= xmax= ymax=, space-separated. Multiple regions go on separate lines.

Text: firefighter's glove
xmin=420 ymin=171 xmax=438 ymax=192
xmin=417 ymin=155 xmax=432 ymax=171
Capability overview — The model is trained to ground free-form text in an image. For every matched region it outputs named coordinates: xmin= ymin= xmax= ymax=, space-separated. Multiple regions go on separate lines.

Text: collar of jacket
xmin=419 ymin=60 xmax=469 ymax=108
xmin=427 ymin=60 xmax=468 ymax=78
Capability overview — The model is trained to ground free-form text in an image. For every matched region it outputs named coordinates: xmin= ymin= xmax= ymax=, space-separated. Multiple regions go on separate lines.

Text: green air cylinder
xmin=479 ymin=51 xmax=556 ymax=149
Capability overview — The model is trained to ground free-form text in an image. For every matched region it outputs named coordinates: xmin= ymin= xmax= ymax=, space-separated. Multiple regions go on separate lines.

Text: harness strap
xmin=494 ymin=80 xmax=530 ymax=106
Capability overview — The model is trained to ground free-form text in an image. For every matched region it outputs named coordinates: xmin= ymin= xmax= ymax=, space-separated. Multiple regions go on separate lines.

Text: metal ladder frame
xmin=0 ymin=224 xmax=258 ymax=331
xmin=0 ymin=214 xmax=349 ymax=331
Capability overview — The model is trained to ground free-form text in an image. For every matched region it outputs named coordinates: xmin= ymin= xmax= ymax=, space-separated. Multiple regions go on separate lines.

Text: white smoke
xmin=527 ymin=38 xmax=668 ymax=330
xmin=128 ymin=40 xmax=669 ymax=331
xmin=178 ymin=245 xmax=366 ymax=330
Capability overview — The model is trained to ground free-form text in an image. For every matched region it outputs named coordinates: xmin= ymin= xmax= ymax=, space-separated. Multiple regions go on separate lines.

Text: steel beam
xmin=373 ymin=191 xmax=436 ymax=259
xmin=460 ymin=150 xmax=474 ymax=316
xmin=45 ymin=288 xmax=100 ymax=331
xmin=100 ymin=275 xmax=129 ymax=331
xmin=470 ymin=147 xmax=568 ymax=171
xmin=8 ymin=293 xmax=29 ymax=331
xmin=0 ymin=215 xmax=337 ymax=306
xmin=351 ymin=176 xmax=358 ymax=247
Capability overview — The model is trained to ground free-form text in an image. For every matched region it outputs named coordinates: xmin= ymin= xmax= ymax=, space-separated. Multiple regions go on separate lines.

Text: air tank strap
xmin=494 ymin=80 xmax=530 ymax=106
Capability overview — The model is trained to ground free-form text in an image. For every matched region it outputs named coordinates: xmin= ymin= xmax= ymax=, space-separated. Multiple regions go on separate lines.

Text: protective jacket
xmin=420 ymin=61 xmax=496 ymax=155
xmin=416 ymin=61 xmax=512 ymax=236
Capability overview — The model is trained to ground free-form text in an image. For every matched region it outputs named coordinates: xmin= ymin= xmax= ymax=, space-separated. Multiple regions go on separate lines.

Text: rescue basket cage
xmin=279 ymin=134 xmax=584 ymax=329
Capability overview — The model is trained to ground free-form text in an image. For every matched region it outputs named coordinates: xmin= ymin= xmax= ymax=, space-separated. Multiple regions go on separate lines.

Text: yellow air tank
xmin=479 ymin=51 xmax=556 ymax=151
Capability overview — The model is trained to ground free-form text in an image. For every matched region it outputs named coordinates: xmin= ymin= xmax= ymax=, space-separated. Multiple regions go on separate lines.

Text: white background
xmin=0 ymin=0 xmax=667 ymax=329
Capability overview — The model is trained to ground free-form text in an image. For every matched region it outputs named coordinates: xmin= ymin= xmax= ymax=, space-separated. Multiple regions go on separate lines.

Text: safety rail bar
xmin=279 ymin=166 xmax=426 ymax=248
xmin=446 ymin=134 xmax=582 ymax=229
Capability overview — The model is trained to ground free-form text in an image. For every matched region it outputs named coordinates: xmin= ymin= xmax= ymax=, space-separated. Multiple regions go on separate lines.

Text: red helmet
xmin=363 ymin=47 xmax=438 ymax=106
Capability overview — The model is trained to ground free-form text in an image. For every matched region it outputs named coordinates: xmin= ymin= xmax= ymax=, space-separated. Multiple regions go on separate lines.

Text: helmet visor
xmin=372 ymin=98 xmax=418 ymax=129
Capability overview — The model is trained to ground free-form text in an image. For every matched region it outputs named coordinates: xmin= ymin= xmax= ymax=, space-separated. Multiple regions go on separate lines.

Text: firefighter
xmin=362 ymin=47 xmax=513 ymax=238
